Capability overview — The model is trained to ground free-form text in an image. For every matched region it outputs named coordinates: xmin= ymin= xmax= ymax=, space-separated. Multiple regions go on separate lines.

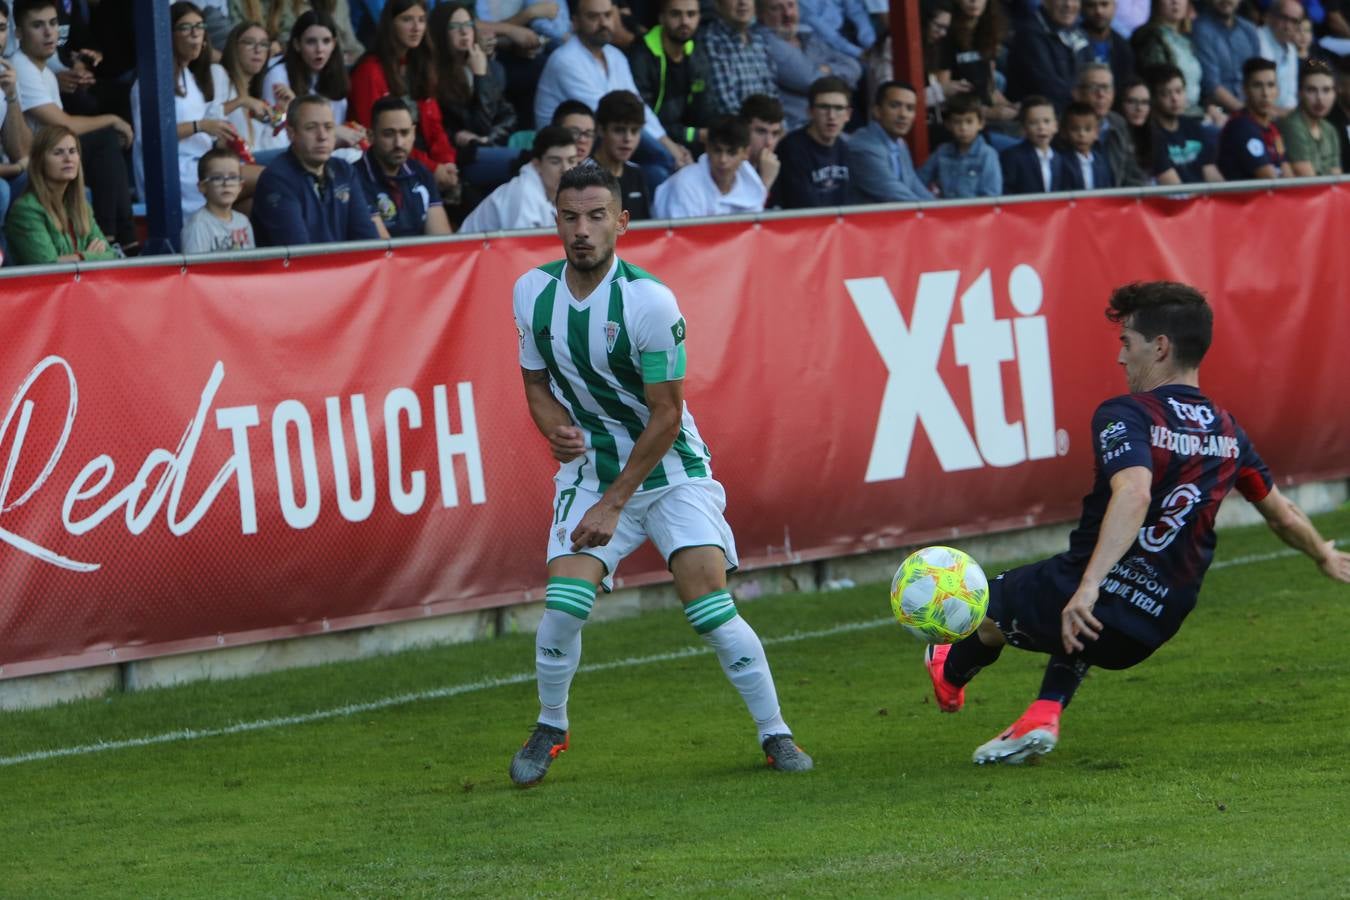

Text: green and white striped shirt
xmin=514 ymin=256 xmax=713 ymax=494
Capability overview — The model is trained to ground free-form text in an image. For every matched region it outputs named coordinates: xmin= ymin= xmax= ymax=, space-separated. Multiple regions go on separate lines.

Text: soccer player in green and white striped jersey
xmin=507 ymin=161 xmax=812 ymax=786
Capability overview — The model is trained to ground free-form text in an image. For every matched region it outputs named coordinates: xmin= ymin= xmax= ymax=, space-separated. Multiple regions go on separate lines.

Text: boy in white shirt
xmin=652 ymin=115 xmax=766 ymax=219
xmin=181 ymin=148 xmax=256 ymax=253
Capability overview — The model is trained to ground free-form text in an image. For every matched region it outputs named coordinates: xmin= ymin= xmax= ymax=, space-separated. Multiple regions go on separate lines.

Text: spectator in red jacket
xmin=348 ymin=0 xmax=458 ymax=194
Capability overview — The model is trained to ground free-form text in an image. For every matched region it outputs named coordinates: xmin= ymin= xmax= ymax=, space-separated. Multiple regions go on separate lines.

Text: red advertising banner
xmin=2 ymin=184 xmax=1348 ymax=678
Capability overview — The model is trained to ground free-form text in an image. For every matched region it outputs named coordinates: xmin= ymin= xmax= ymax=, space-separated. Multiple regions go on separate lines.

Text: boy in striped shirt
xmin=508 ymin=161 xmax=811 ymax=785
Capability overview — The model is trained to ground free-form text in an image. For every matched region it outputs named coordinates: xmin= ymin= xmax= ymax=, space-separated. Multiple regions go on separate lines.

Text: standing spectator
xmin=740 ymin=92 xmax=784 ymax=193
xmin=13 ymin=0 xmax=135 ymax=251
xmin=1191 ymin=0 xmax=1262 ymax=116
xmin=348 ymin=0 xmax=459 ymax=194
xmin=628 ymin=0 xmax=710 ymax=153
xmin=936 ymin=0 xmax=1018 ymax=125
xmin=458 ymin=124 xmax=577 ymax=231
xmin=1000 ymin=96 xmax=1078 ymax=191
xmin=1216 ymin=57 xmax=1293 ymax=178
xmin=1082 ymin=0 xmax=1136 ymax=93
xmin=1325 ymin=56 xmax=1350 ymax=172
xmin=431 ymin=1 xmax=518 ymax=191
xmin=1256 ymin=0 xmax=1301 ymax=114
xmin=1073 ymin=62 xmax=1147 ymax=184
xmin=652 ymin=113 xmax=766 ymax=216
xmin=756 ymin=0 xmax=863 ymax=130
xmin=221 ymin=21 xmax=294 ymax=165
xmin=1116 ymin=75 xmax=1157 ymax=175
xmin=1132 ymin=0 xmax=1217 ymax=121
xmin=1006 ymin=0 xmax=1090 ymax=112
xmin=131 ymin=2 xmax=239 ymax=219
xmin=0 ymin=2 xmax=35 ymax=232
xmin=1279 ymin=58 xmax=1342 ymax=175
xmin=700 ymin=0 xmax=779 ymax=117
xmin=1147 ymin=63 xmax=1223 ymax=182
xmin=4 ymin=124 xmax=115 ymax=263
xmin=796 ymin=0 xmax=875 ymax=59
xmin=181 ymin=148 xmax=256 ymax=253
xmin=591 ymin=90 xmax=652 ymax=218
xmin=848 ymin=79 xmax=933 ymax=203
xmin=772 ymin=75 xmax=850 ymax=208
xmin=356 ymin=95 xmax=453 ymax=236
xmin=1060 ymin=100 xmax=1115 ymax=187
xmin=252 ymin=94 xmax=384 ymax=246
xmin=918 ymin=92 xmax=1004 ymax=195
xmin=262 ymin=9 xmax=367 ymax=151
xmin=918 ymin=92 xmax=1002 ymax=196
xmin=551 ymin=99 xmax=596 ymax=160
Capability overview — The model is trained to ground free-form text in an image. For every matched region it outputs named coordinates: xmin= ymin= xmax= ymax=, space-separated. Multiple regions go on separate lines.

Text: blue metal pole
xmin=132 ymin=0 xmax=181 ymax=255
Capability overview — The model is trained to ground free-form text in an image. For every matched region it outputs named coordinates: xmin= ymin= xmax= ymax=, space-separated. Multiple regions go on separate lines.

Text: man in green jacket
xmin=628 ymin=0 xmax=710 ymax=155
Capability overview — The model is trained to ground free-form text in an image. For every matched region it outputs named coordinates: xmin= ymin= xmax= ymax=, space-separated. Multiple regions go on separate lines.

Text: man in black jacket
xmin=1006 ymin=0 xmax=1091 ymax=113
xmin=629 ymin=0 xmax=711 ymax=155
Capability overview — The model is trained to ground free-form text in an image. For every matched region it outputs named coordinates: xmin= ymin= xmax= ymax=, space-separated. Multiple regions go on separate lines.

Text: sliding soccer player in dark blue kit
xmin=926 ymin=281 xmax=1350 ymax=765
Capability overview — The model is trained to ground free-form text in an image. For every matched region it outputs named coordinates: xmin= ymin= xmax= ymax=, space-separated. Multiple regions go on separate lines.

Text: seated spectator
xmin=936 ymin=0 xmax=1018 ymax=125
xmin=1191 ymin=0 xmax=1262 ymax=116
xmin=551 ymin=99 xmax=596 ymax=160
xmin=1279 ymin=58 xmax=1342 ymax=175
xmin=848 ymin=79 xmax=933 ymax=203
xmin=1073 ymin=62 xmax=1146 ymax=185
xmin=1006 ymin=0 xmax=1090 ymax=112
xmin=1117 ymin=75 xmax=1158 ymax=175
xmin=1000 ymin=96 xmax=1078 ymax=191
xmin=796 ymin=0 xmax=875 ymax=59
xmin=13 ymin=0 xmax=136 ymax=250
xmin=1256 ymin=0 xmax=1301 ymax=114
xmin=252 ymin=94 xmax=384 ymax=245
xmin=1217 ymin=57 xmax=1293 ymax=179
xmin=458 ymin=124 xmax=577 ymax=231
xmin=430 ymin=1 xmax=518 ymax=190
xmin=652 ymin=114 xmax=767 ymax=216
xmin=356 ymin=95 xmax=453 ymax=236
xmin=4 ymin=124 xmax=116 ymax=263
xmin=348 ymin=0 xmax=458 ymax=194
xmin=533 ymin=0 xmax=690 ymax=184
xmin=1147 ymin=63 xmax=1222 ymax=182
xmin=131 ymin=2 xmax=240 ymax=219
xmin=181 ymin=148 xmax=257 ymax=252
xmin=1326 ymin=57 xmax=1350 ymax=172
xmin=628 ymin=0 xmax=710 ymax=153
xmin=1061 ymin=100 xmax=1115 ymax=187
xmin=1081 ymin=0 xmax=1136 ymax=93
xmin=262 ymin=10 xmax=367 ymax=151
xmin=700 ymin=0 xmax=779 ymax=117
xmin=740 ymin=92 xmax=784 ymax=193
xmin=772 ymin=75 xmax=850 ymax=208
xmin=918 ymin=92 xmax=1001 ymax=196
xmin=233 ymin=0 xmax=365 ymax=65
xmin=221 ymin=21 xmax=294 ymax=165
xmin=755 ymin=0 xmax=863 ymax=131
xmin=591 ymin=90 xmax=652 ymax=218
xmin=0 ymin=2 xmax=35 ymax=232
xmin=471 ymin=0 xmax=566 ymax=118
xmin=1132 ymin=0 xmax=1213 ymax=120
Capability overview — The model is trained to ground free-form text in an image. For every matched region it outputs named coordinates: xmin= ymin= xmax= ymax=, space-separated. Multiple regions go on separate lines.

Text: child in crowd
xmin=653 ymin=114 xmax=767 ymax=218
xmin=1000 ymin=96 xmax=1076 ymax=194
xmin=916 ymin=93 xmax=1001 ymax=197
xmin=181 ymin=148 xmax=256 ymax=254
xmin=1061 ymin=101 xmax=1114 ymax=190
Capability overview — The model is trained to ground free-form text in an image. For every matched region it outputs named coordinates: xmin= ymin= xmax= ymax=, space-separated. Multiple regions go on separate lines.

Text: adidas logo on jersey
xmin=537 ymin=326 xmax=553 ymax=340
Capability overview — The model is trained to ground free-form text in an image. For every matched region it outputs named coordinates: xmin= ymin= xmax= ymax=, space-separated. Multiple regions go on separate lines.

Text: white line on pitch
xmin=0 ymin=540 xmax=1331 ymax=768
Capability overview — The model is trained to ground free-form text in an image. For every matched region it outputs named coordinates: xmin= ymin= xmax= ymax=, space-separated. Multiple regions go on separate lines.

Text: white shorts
xmin=546 ymin=478 xmax=739 ymax=591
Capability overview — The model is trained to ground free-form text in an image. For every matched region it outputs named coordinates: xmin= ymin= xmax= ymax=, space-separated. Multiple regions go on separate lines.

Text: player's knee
xmin=669 ymin=545 xmax=728 ymax=602
xmin=547 ymin=554 xmax=606 ymax=585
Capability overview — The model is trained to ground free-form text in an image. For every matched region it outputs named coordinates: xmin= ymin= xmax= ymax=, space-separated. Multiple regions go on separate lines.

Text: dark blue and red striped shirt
xmin=1047 ymin=384 xmax=1272 ymax=646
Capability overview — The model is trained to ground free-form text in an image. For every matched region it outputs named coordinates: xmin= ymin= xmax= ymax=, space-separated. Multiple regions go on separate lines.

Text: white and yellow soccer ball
xmin=889 ymin=546 xmax=989 ymax=644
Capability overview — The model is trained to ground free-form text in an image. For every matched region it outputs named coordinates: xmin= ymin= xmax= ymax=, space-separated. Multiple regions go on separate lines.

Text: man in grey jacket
xmin=1073 ymin=63 xmax=1147 ymax=186
xmin=754 ymin=0 xmax=861 ymax=130
xmin=848 ymin=81 xmax=933 ymax=204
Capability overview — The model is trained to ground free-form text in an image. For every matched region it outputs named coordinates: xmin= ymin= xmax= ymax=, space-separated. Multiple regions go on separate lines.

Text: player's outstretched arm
xmin=1253 ymin=487 xmax=1350 ymax=583
xmin=521 ymin=368 xmax=585 ymax=462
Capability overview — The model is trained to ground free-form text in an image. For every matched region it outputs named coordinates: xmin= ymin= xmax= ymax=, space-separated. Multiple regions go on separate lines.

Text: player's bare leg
xmin=670 ymin=546 xmax=812 ymax=772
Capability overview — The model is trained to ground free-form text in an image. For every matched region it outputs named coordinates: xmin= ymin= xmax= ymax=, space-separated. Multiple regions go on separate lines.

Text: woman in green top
xmin=1131 ymin=0 xmax=1209 ymax=120
xmin=4 ymin=125 xmax=117 ymax=265
xmin=1279 ymin=59 xmax=1344 ymax=177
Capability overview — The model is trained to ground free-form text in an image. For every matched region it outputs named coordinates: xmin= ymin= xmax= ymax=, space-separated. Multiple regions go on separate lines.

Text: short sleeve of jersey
xmin=1091 ymin=397 xmax=1154 ymax=477
xmin=513 ymin=272 xmax=548 ymax=372
xmin=626 ymin=280 xmax=688 ymax=383
xmin=1232 ymin=421 xmax=1273 ymax=502
xmin=1223 ymin=119 xmax=1272 ymax=178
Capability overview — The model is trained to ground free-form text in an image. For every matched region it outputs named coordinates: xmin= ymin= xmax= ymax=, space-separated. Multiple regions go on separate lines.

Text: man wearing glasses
xmin=1257 ymin=0 xmax=1303 ymax=114
xmin=772 ymin=75 xmax=851 ymax=209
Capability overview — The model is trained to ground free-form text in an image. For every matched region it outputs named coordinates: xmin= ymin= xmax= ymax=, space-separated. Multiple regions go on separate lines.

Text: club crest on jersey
xmin=604 ymin=320 xmax=622 ymax=353
xmin=555 ymin=526 xmax=567 ymax=546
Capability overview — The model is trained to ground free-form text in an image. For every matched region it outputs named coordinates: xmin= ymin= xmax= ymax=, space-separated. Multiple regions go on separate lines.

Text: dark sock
xmin=1038 ymin=655 xmax=1091 ymax=708
xmin=943 ymin=633 xmax=1004 ymax=686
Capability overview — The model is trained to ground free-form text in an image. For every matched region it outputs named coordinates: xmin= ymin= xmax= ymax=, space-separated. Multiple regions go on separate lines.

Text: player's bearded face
xmin=557 ymin=188 xmax=629 ymax=272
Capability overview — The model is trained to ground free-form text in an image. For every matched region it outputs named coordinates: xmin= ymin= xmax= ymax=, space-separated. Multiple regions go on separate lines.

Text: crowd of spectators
xmin=0 ymin=0 xmax=1348 ymax=264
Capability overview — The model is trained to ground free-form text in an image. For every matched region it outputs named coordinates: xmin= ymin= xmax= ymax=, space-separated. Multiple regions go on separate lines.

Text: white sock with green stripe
xmin=535 ymin=577 xmax=597 ymax=731
xmin=686 ymin=591 xmax=790 ymax=742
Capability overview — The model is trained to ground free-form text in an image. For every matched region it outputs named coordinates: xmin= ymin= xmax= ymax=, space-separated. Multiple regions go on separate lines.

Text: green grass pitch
xmin=2 ymin=507 xmax=1348 ymax=897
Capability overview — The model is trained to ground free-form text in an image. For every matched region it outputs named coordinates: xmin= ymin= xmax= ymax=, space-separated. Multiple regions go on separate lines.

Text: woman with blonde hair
xmin=5 ymin=125 xmax=116 ymax=264
xmin=221 ymin=20 xmax=294 ymax=163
